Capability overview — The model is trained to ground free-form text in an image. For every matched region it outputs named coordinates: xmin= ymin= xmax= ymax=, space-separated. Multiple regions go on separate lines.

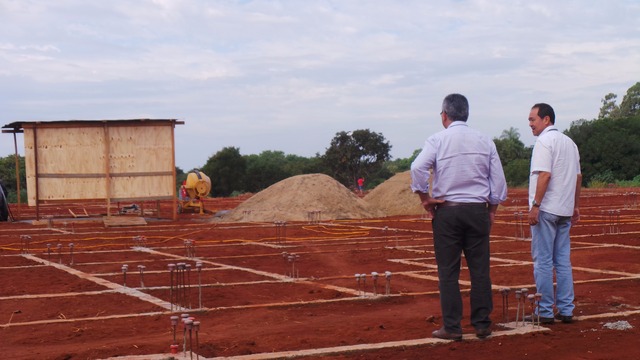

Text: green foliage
xmin=385 ymin=149 xmax=421 ymax=174
xmin=493 ymin=128 xmax=531 ymax=187
xmin=243 ymin=151 xmax=327 ymax=193
xmin=598 ymin=93 xmax=619 ymax=119
xmin=201 ymin=147 xmax=247 ymax=197
xmin=598 ymin=82 xmax=640 ymax=119
xmin=0 ymin=154 xmax=26 ymax=203
xmin=565 ymin=116 xmax=640 ymax=186
xmin=618 ymin=82 xmax=640 ymax=118
xmin=244 ymin=151 xmax=291 ymax=192
xmin=502 ymin=158 xmax=531 ymax=187
xmin=587 ymin=170 xmax=616 ymax=188
xmin=175 ymin=166 xmax=187 ymax=192
xmin=615 ymin=174 xmax=640 ymax=187
xmin=322 ymin=129 xmax=391 ymax=188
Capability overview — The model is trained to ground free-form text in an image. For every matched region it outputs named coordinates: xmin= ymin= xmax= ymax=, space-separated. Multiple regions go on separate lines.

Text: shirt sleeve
xmin=488 ymin=142 xmax=508 ymax=205
xmin=531 ymin=139 xmax=552 ymax=173
xmin=410 ymin=139 xmax=436 ymax=193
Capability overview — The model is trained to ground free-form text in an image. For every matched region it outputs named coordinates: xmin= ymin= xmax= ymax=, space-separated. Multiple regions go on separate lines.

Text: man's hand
xmin=528 ymin=206 xmax=539 ymax=225
xmin=571 ymin=208 xmax=580 ymax=225
xmin=421 ymin=197 xmax=445 ymax=218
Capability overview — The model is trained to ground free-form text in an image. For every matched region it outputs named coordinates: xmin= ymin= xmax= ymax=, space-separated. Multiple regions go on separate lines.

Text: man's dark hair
xmin=442 ymin=94 xmax=469 ymax=122
xmin=532 ymin=103 xmax=555 ymax=124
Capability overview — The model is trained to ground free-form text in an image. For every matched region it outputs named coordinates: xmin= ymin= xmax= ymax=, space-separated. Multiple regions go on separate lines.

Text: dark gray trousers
xmin=432 ymin=203 xmax=493 ymax=333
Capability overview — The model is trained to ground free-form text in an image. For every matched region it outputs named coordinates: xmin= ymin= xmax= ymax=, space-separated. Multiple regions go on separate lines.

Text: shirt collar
xmin=448 ymin=121 xmax=468 ymax=128
xmin=540 ymin=125 xmax=558 ymax=136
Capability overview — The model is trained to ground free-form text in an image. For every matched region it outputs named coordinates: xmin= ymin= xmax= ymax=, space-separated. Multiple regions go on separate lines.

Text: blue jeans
xmin=531 ymin=210 xmax=575 ymax=317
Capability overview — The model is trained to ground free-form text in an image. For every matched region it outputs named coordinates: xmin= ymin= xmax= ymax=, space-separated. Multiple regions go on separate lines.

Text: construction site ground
xmin=1 ymin=188 xmax=639 ymax=359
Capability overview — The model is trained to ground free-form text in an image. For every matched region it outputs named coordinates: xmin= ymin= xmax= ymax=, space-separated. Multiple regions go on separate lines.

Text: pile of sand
xmin=364 ymin=171 xmax=426 ymax=216
xmin=217 ymin=173 xmax=384 ymax=222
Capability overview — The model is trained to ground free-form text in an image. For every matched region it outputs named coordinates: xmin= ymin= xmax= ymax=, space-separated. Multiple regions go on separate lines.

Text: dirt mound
xmin=364 ymin=171 xmax=426 ymax=216
xmin=217 ymin=173 xmax=383 ymax=222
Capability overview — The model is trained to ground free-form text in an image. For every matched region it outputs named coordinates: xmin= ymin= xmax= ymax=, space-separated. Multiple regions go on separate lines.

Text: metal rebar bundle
xmin=500 ymin=288 xmax=511 ymax=323
xmin=121 ymin=264 xmax=128 ymax=287
xmin=281 ymin=252 xmax=289 ymax=276
xmin=515 ymin=290 xmax=522 ymax=327
xmin=186 ymin=318 xmax=194 ymax=360
xmin=185 ymin=264 xmax=192 ymax=309
xmin=527 ymin=294 xmax=536 ymax=327
xmin=384 ymin=271 xmax=392 ymax=295
xmin=196 ymin=262 xmax=203 ymax=309
xmin=287 ymin=254 xmax=299 ymax=279
xmin=371 ymin=272 xmax=379 ymax=296
xmin=176 ymin=263 xmax=186 ymax=309
xmin=20 ymin=235 xmax=31 ymax=254
xmin=68 ymin=243 xmax=74 ymax=266
xmin=181 ymin=313 xmax=189 ymax=354
xmin=170 ymin=315 xmax=179 ymax=345
xmin=275 ymin=221 xmax=287 ymax=243
xmin=534 ymin=292 xmax=542 ymax=327
xmin=168 ymin=263 xmax=176 ymax=312
xmin=138 ymin=265 xmax=146 ymax=288
xmin=193 ymin=320 xmax=201 ymax=360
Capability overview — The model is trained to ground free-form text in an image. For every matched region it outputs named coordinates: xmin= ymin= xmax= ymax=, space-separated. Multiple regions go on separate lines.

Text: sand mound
xmin=217 ymin=173 xmax=383 ymax=222
xmin=364 ymin=171 xmax=426 ymax=216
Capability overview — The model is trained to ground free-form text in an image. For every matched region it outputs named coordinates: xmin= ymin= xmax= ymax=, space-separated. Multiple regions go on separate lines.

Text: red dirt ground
xmin=1 ymin=188 xmax=639 ymax=359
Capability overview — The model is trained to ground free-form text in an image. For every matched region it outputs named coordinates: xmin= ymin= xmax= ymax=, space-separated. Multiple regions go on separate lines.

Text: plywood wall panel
xmin=22 ymin=121 xmax=177 ymax=207
xmin=108 ymin=126 xmax=173 ymax=173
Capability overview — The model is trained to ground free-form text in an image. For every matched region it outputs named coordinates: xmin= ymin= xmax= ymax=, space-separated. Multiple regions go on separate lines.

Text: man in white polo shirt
xmin=527 ymin=103 xmax=582 ymax=324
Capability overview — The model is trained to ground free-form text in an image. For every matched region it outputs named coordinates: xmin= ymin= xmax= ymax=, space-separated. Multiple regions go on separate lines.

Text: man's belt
xmin=437 ymin=201 xmax=488 ymax=208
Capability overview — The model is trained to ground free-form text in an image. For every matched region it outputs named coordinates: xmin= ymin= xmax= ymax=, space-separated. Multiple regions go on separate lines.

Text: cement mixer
xmin=178 ymin=170 xmax=211 ymax=214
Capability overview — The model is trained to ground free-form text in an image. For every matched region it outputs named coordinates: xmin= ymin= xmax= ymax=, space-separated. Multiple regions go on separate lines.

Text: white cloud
xmin=1 ymin=0 xmax=639 ymax=171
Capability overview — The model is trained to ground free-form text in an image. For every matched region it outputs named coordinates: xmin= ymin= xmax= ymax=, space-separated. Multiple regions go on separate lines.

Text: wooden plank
xmin=103 ymin=216 xmax=147 ymax=227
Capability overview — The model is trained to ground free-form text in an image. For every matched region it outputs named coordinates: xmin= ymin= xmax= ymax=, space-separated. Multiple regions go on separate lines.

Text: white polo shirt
xmin=529 ymin=126 xmax=581 ymax=217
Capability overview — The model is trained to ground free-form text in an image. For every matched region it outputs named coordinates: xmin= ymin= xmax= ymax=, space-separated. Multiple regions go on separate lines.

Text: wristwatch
xmin=532 ymin=200 xmax=541 ymax=207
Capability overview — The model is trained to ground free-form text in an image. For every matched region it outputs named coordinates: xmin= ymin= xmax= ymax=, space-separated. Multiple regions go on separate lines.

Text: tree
xmin=244 ymin=151 xmax=292 ymax=193
xmin=201 ymin=147 xmax=246 ymax=196
xmin=565 ymin=116 xmax=640 ymax=185
xmin=598 ymin=93 xmax=619 ymax=119
xmin=0 ymin=154 xmax=26 ymax=203
xmin=494 ymin=127 xmax=530 ymax=163
xmin=243 ymin=151 xmax=327 ymax=193
xmin=618 ymin=82 xmax=640 ymax=118
xmin=322 ymin=129 xmax=391 ymax=188
xmin=385 ymin=149 xmax=421 ymax=174
xmin=493 ymin=127 xmax=531 ymax=187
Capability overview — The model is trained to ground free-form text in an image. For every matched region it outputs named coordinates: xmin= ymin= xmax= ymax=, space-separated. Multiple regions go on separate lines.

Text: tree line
xmin=1 ymin=82 xmax=639 ymax=201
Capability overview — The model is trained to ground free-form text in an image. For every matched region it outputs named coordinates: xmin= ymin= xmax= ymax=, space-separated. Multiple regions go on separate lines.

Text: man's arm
xmin=572 ymin=173 xmax=582 ymax=225
xmin=528 ymin=171 xmax=551 ymax=225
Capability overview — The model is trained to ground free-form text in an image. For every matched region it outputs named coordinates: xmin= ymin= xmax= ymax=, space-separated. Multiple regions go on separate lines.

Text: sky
xmin=1 ymin=0 xmax=639 ymax=171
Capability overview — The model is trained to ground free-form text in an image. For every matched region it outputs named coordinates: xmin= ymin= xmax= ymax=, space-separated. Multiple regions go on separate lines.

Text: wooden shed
xmin=2 ymin=119 xmax=184 ymax=220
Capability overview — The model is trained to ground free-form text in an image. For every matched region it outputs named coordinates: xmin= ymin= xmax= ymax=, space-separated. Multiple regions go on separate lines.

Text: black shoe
xmin=432 ymin=327 xmax=463 ymax=341
xmin=524 ymin=314 xmax=554 ymax=324
xmin=476 ymin=327 xmax=492 ymax=339
xmin=555 ymin=313 xmax=573 ymax=323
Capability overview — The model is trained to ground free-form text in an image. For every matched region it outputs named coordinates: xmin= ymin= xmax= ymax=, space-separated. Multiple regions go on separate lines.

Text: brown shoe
xmin=432 ymin=327 xmax=462 ymax=341
xmin=555 ymin=313 xmax=573 ymax=324
xmin=476 ymin=327 xmax=492 ymax=339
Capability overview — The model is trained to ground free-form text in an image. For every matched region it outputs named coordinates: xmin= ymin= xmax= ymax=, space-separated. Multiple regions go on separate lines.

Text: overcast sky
xmin=1 ymin=0 xmax=639 ymax=171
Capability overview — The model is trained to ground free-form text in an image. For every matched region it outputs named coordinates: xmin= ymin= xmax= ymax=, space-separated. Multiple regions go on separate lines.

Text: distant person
xmin=527 ymin=103 xmax=581 ymax=324
xmin=357 ymin=177 xmax=365 ymax=194
xmin=179 ymin=181 xmax=189 ymax=201
xmin=411 ymin=93 xmax=507 ymax=340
